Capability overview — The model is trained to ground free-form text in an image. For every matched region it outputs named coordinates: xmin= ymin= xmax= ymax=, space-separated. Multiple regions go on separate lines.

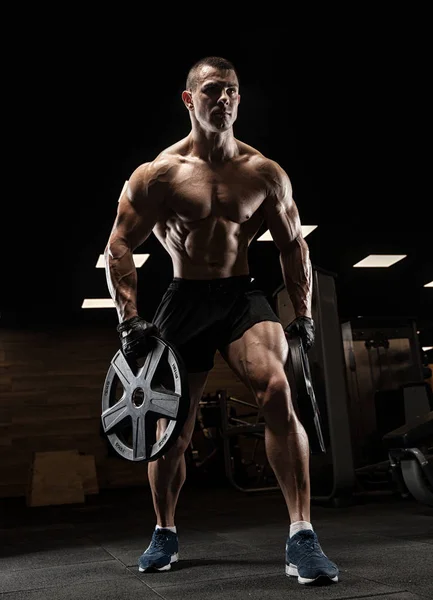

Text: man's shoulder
xmin=237 ymin=140 xmax=284 ymax=175
xmin=148 ymin=138 xmax=190 ymax=179
xmin=132 ymin=151 xmax=181 ymax=185
xmin=238 ymin=144 xmax=288 ymax=187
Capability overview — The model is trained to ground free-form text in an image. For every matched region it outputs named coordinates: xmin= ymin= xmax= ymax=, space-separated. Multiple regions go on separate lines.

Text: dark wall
xmin=0 ymin=325 xmax=253 ymax=499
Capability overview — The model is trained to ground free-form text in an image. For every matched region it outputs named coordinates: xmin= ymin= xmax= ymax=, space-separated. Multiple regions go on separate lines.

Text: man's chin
xmin=211 ymin=121 xmax=231 ymax=132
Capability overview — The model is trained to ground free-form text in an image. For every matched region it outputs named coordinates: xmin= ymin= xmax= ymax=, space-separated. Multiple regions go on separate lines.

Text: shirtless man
xmin=104 ymin=56 xmax=339 ymax=585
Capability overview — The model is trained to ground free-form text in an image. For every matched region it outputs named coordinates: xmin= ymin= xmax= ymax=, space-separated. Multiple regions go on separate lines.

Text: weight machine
xmin=342 ymin=318 xmax=433 ymax=506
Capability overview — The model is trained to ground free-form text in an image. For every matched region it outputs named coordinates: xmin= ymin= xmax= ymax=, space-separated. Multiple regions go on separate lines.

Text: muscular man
xmin=105 ymin=56 xmax=339 ymax=585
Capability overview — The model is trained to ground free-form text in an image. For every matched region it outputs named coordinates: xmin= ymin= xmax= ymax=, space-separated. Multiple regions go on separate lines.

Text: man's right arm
xmin=104 ymin=162 xmax=165 ymax=324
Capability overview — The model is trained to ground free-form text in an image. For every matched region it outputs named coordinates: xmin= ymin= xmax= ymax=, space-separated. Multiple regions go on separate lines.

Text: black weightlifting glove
xmin=117 ymin=316 xmax=160 ymax=359
xmin=284 ymin=316 xmax=315 ymax=352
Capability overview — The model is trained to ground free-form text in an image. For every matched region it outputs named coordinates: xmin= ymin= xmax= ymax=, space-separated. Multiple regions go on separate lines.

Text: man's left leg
xmin=220 ymin=321 xmax=339 ymax=584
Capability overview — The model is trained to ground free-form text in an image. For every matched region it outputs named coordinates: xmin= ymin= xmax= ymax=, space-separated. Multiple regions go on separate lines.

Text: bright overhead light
xmin=353 ymin=254 xmax=407 ymax=268
xmin=424 ymin=281 xmax=433 ymax=288
xmin=95 ymin=254 xmax=149 ymax=268
xmin=422 ymin=346 xmax=433 ymax=351
xmin=132 ymin=254 xmax=149 ymax=268
xmin=96 ymin=256 xmax=105 ymax=268
xmin=301 ymin=225 xmax=318 ymax=238
xmin=257 ymin=230 xmax=273 ymax=241
xmin=257 ymin=225 xmax=318 ymax=241
xmin=82 ymin=299 xmax=115 ymax=309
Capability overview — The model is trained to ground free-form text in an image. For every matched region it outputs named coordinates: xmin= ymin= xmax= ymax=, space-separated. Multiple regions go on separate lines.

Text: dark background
xmin=3 ymin=25 xmax=432 ymax=350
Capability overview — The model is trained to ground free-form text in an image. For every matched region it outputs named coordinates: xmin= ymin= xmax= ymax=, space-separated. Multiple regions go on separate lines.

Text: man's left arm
xmin=260 ymin=162 xmax=315 ymax=349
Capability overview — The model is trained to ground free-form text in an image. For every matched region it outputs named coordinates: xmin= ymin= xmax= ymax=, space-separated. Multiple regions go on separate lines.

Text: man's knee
xmin=256 ymin=372 xmax=295 ymax=419
xmin=174 ymin=429 xmax=194 ymax=455
xmin=157 ymin=431 xmax=191 ymax=461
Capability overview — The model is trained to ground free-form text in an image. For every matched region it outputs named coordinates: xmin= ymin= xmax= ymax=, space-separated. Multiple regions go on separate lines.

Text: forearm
xmin=104 ymin=241 xmax=138 ymax=323
xmin=279 ymin=237 xmax=312 ymax=318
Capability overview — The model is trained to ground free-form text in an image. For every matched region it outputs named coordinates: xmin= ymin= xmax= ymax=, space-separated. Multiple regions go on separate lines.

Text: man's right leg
xmin=147 ymin=371 xmax=209 ymax=528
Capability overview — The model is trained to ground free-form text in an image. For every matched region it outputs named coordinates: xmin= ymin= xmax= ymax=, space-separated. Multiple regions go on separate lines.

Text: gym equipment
xmin=275 ymin=266 xmax=356 ymax=505
xmin=218 ymin=389 xmax=276 ymax=492
xmin=343 ymin=319 xmax=433 ymax=507
xmin=354 ymin=383 xmax=433 ymax=507
xmin=384 ymin=409 xmax=433 ymax=507
xmin=287 ymin=336 xmax=326 ymax=454
xmin=342 ymin=318 xmax=425 ymax=465
xmin=101 ymin=336 xmax=190 ymax=462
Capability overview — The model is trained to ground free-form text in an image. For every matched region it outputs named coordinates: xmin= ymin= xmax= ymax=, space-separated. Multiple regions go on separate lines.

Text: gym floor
xmin=1 ymin=481 xmax=432 ymax=600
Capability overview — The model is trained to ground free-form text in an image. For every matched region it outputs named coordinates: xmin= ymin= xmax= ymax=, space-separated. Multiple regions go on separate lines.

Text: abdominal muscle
xmin=155 ymin=215 xmax=251 ymax=280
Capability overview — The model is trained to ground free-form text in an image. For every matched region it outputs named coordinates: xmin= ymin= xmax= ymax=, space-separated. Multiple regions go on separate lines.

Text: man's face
xmin=189 ymin=66 xmax=240 ymax=132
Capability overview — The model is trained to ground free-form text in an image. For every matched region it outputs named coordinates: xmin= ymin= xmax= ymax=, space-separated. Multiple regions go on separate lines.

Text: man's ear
xmin=182 ymin=90 xmax=193 ymax=110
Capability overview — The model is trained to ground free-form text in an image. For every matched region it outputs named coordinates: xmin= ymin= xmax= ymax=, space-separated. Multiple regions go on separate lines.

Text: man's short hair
xmin=186 ymin=56 xmax=239 ymax=91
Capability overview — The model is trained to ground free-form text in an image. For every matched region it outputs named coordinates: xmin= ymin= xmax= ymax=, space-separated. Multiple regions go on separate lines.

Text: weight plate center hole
xmin=132 ymin=387 xmax=145 ymax=408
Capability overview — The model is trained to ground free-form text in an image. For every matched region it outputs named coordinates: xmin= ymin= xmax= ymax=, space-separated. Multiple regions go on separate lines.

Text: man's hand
xmin=117 ymin=316 xmax=161 ymax=359
xmin=284 ymin=316 xmax=315 ymax=352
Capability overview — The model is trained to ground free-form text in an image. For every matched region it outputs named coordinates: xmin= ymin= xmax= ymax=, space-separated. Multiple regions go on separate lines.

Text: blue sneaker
xmin=138 ymin=529 xmax=179 ymax=572
xmin=285 ymin=530 xmax=339 ymax=585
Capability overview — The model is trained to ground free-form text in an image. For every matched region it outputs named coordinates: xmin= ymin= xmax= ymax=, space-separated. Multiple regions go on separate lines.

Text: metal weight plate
xmin=398 ymin=449 xmax=433 ymax=507
xmin=287 ymin=336 xmax=326 ymax=454
xmin=101 ymin=336 xmax=190 ymax=462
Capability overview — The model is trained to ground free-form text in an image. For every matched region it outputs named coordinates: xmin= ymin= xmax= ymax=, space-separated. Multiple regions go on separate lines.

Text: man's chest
xmin=167 ymin=163 xmax=267 ymax=224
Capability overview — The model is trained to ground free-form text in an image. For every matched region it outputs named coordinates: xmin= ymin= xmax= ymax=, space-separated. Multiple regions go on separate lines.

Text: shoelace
xmin=153 ymin=533 xmax=171 ymax=551
xmin=296 ymin=534 xmax=322 ymax=554
xmin=301 ymin=541 xmax=320 ymax=553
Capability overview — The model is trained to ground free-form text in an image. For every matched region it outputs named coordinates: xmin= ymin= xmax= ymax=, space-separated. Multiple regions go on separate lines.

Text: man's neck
xmin=187 ymin=129 xmax=238 ymax=163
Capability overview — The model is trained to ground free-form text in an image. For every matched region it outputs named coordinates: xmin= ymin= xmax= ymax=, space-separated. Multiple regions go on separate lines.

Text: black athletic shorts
xmin=152 ymin=275 xmax=281 ymax=373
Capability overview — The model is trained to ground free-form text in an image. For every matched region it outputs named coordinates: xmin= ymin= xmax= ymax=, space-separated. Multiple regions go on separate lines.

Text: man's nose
xmin=217 ymin=90 xmax=230 ymax=105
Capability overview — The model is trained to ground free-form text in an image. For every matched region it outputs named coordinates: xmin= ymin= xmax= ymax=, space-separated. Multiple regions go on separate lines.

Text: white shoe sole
xmin=139 ymin=552 xmax=179 ymax=572
xmin=285 ymin=563 xmax=338 ymax=584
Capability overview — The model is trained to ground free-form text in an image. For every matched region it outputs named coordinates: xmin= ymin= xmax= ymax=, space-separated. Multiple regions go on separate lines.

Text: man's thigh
xmin=220 ymin=320 xmax=289 ymax=398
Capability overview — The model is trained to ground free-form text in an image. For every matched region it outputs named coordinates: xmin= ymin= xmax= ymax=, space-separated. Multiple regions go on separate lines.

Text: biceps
xmin=264 ymin=200 xmax=303 ymax=252
xmin=108 ymin=197 xmax=158 ymax=252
